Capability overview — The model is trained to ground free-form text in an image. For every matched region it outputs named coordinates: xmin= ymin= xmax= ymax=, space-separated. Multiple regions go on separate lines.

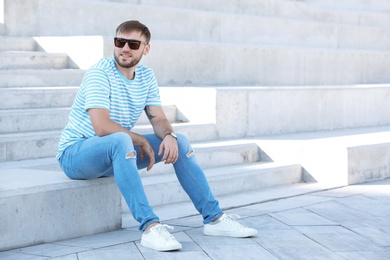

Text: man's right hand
xmin=139 ymin=138 xmax=155 ymax=171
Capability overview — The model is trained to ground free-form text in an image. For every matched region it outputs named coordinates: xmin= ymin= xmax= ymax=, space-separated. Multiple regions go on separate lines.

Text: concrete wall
xmin=214 ymin=85 xmax=390 ymax=137
xmin=0 ymin=0 xmax=4 ymax=34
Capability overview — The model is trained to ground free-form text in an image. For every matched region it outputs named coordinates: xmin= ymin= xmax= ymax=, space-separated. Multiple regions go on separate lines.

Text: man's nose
xmin=122 ymin=42 xmax=131 ymax=50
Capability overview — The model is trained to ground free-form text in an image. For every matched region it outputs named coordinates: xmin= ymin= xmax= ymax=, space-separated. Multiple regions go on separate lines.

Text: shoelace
xmin=153 ymin=224 xmax=176 ymax=241
xmin=224 ymin=214 xmax=248 ymax=230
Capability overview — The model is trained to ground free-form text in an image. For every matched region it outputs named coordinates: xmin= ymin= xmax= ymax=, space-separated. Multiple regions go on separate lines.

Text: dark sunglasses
xmin=114 ymin=37 xmax=147 ymax=50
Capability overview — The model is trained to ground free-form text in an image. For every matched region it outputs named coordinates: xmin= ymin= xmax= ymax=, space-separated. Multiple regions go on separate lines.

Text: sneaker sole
xmin=141 ymin=241 xmax=182 ymax=252
xmin=203 ymin=229 xmax=258 ymax=238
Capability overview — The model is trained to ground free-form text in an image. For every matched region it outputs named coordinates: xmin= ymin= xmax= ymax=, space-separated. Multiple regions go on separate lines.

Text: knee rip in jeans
xmin=125 ymin=150 xmax=137 ymax=159
xmin=186 ymin=150 xmax=195 ymax=158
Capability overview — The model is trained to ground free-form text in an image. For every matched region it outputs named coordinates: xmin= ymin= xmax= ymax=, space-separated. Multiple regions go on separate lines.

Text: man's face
xmin=114 ymin=30 xmax=150 ymax=69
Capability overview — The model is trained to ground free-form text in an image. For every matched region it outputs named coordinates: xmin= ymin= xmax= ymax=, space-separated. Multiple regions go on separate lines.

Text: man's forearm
xmin=94 ymin=118 xmax=146 ymax=146
xmin=152 ymin=118 xmax=174 ymax=139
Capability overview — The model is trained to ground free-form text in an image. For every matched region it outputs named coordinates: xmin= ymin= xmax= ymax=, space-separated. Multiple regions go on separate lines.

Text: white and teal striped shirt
xmin=56 ymin=57 xmax=161 ymax=160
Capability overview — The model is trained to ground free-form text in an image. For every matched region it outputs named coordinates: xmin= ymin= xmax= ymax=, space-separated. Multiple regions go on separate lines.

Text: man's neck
xmin=115 ymin=62 xmax=137 ymax=80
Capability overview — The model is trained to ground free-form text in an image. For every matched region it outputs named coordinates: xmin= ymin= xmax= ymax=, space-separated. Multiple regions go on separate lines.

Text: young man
xmin=57 ymin=20 xmax=257 ymax=252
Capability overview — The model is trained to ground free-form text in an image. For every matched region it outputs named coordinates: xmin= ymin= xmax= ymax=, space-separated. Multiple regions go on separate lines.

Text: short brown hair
xmin=116 ymin=20 xmax=151 ymax=43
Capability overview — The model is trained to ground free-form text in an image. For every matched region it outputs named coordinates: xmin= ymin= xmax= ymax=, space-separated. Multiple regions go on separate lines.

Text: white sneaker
xmin=203 ymin=214 xmax=258 ymax=238
xmin=141 ymin=224 xmax=182 ymax=251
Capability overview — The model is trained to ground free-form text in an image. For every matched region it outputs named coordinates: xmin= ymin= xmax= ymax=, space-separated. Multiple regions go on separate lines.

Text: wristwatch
xmin=164 ymin=132 xmax=177 ymax=140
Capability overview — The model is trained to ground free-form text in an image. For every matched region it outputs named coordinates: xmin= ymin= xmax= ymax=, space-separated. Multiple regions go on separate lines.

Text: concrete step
xmin=0 ymin=123 xmax=219 ymax=162
xmin=0 ymin=86 xmax=78 ymax=109
xmin=0 ymin=135 xmax=260 ymax=176
xmin=0 ymin=51 xmax=70 ymax=69
xmin=302 ymin=0 xmax=390 ymax=12
xmin=131 ymin=162 xmax=302 ymax=209
xmin=0 ymin=165 xmax=122 ymax=251
xmin=0 ymin=36 xmax=37 ymax=51
xmin=0 ymin=131 xmax=60 ymax=162
xmin=252 ymin=125 xmax=390 ymax=186
xmin=143 ymin=43 xmax=390 ymax=86
xmin=0 ymin=157 xmax=303 ymax=250
xmin=96 ymin=0 xmax=390 ymax=28
xmin=0 ymin=108 xmax=70 ymax=134
xmin=1 ymin=45 xmax=389 ymax=87
xmin=136 ymin=10 xmax=390 ymax=51
xmin=0 ymin=105 xmax=178 ymax=134
xmin=0 ymin=69 xmax=85 ymax=87
xmin=138 ymin=139 xmax=264 ymax=177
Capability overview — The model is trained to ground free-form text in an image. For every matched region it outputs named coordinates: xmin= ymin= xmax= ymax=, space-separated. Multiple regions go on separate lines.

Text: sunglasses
xmin=114 ymin=37 xmax=148 ymax=50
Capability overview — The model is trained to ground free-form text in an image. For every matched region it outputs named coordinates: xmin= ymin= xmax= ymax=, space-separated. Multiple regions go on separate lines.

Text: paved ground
xmin=1 ymin=179 xmax=389 ymax=260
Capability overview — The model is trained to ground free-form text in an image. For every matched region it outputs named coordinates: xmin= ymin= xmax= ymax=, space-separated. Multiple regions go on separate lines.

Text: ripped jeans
xmin=59 ymin=132 xmax=223 ymax=231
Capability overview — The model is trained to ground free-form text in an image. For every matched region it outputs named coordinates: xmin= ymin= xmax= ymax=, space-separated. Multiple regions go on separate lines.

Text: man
xmin=57 ymin=20 xmax=257 ymax=252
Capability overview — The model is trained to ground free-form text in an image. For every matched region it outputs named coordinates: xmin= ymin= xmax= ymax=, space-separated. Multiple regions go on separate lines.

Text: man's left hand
xmin=158 ymin=135 xmax=178 ymax=164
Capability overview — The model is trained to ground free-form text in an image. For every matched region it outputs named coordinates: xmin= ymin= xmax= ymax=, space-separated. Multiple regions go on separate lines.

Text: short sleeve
xmin=144 ymin=69 xmax=162 ymax=107
xmin=82 ymin=68 xmax=111 ymax=111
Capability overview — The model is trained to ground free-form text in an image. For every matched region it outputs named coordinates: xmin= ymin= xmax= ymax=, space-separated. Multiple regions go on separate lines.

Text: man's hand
xmin=158 ymin=135 xmax=178 ymax=164
xmin=139 ymin=137 xmax=155 ymax=171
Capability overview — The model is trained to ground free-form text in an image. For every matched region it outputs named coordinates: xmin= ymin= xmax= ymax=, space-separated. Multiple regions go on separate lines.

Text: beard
xmin=114 ymin=51 xmax=142 ymax=69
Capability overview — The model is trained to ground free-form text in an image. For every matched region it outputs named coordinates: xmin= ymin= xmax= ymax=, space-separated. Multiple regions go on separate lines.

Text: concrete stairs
xmin=1 ymin=0 xmax=390 ymax=251
xmin=4 ymin=0 xmax=390 ymax=85
xmin=0 ymin=34 xmax=306 ymax=249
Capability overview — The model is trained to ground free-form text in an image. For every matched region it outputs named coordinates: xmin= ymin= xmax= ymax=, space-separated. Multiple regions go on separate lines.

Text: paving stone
xmin=350 ymin=226 xmax=390 ymax=247
xmin=53 ymin=230 xmax=140 ymax=249
xmin=270 ymin=208 xmax=337 ymax=226
xmin=241 ymin=215 xmax=292 ymax=231
xmin=0 ymin=251 xmax=49 ymax=260
xmin=304 ymin=200 xmax=377 ymax=221
xmin=293 ymin=226 xmax=385 ymax=252
xmin=308 ymin=189 xmax=360 ymax=198
xmin=337 ymin=217 xmax=390 ymax=229
xmin=337 ymin=250 xmax=390 ymax=260
xmin=77 ymin=243 xmax=143 ymax=260
xmin=253 ymin=231 xmax=344 ymax=260
xmin=245 ymin=194 xmax=334 ymax=214
xmin=200 ymin=243 xmax=278 ymax=260
xmin=50 ymin=255 xmax=78 ymax=260
xmin=9 ymin=243 xmax=87 ymax=258
xmin=336 ymin=195 xmax=390 ymax=217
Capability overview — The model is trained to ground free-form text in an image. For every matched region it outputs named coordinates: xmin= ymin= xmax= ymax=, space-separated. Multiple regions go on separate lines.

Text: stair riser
xmin=0 ymin=37 xmax=36 ymax=51
xmin=0 ymin=139 xmax=260 ymax=173
xmin=139 ymin=165 xmax=302 ymax=208
xmin=304 ymin=0 xmax=390 ymax=12
xmin=0 ymin=110 xmax=69 ymax=134
xmin=0 ymin=136 xmax=59 ymax=162
xmin=0 ymin=88 xmax=78 ymax=109
xmin=0 ymin=70 xmax=85 ymax=87
xmin=0 ymin=105 xmax=177 ymax=134
xmin=0 ymin=53 xmax=69 ymax=70
xmin=1 ymin=46 xmax=389 ymax=88
xmin=143 ymin=43 xmax=390 ymax=86
xmin=0 ymin=173 xmax=121 ymax=251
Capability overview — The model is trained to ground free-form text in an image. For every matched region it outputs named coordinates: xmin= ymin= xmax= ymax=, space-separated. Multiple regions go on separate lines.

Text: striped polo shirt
xmin=56 ymin=57 xmax=161 ymax=161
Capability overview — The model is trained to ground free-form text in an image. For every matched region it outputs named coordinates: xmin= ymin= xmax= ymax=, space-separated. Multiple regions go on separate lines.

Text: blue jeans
xmin=59 ymin=132 xmax=223 ymax=231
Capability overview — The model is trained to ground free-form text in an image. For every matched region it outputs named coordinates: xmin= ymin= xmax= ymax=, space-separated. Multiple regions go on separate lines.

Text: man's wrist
xmin=164 ymin=132 xmax=177 ymax=140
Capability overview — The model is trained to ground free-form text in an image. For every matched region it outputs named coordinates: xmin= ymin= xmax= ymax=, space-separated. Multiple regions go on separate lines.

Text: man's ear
xmin=143 ymin=44 xmax=151 ymax=55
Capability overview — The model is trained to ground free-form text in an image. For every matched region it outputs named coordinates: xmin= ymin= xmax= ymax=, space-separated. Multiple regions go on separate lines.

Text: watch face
xmin=171 ymin=132 xmax=177 ymax=139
